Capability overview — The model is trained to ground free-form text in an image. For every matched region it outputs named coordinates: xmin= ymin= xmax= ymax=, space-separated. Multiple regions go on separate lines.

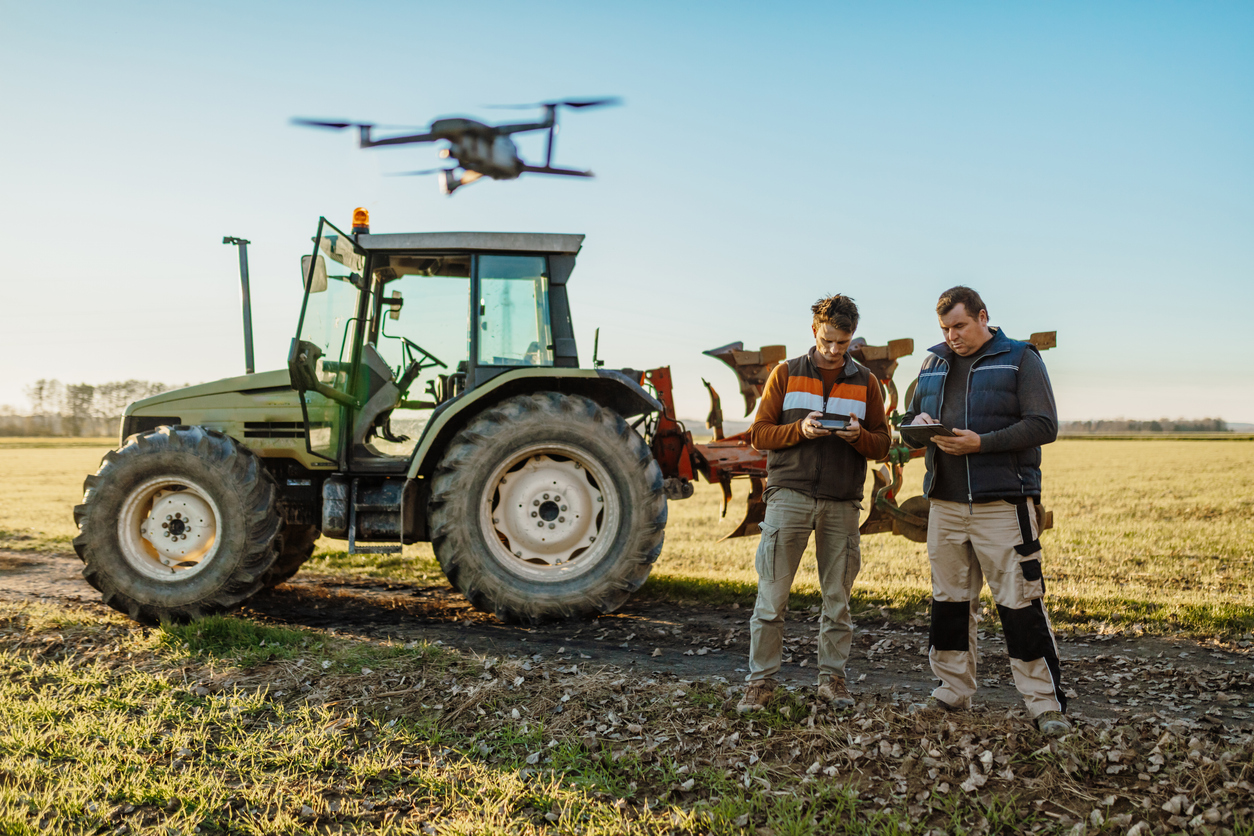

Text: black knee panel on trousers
xmin=996 ymin=600 xmax=1055 ymax=661
xmin=998 ymin=599 xmax=1067 ymax=713
xmin=929 ymin=599 xmax=970 ymax=652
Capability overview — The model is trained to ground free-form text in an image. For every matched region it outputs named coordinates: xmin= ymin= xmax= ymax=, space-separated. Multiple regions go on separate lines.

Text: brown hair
xmin=811 ymin=295 xmax=859 ymax=333
xmin=936 ymin=286 xmax=987 ymax=319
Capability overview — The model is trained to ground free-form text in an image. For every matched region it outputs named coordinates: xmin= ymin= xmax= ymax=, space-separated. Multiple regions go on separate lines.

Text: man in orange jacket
xmin=736 ymin=294 xmax=891 ymax=712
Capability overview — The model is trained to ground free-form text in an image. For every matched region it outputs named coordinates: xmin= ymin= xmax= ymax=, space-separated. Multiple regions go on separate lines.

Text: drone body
xmin=294 ymin=99 xmax=618 ymax=195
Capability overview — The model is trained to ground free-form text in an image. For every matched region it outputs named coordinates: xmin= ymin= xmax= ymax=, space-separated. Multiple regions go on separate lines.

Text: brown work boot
xmin=1035 ymin=711 xmax=1072 ymax=738
xmin=736 ymin=679 xmax=776 ymax=713
xmin=817 ymin=675 xmax=855 ymax=709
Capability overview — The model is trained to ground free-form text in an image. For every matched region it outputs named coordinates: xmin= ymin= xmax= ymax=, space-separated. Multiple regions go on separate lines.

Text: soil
xmin=3 ymin=548 xmax=1251 ymax=729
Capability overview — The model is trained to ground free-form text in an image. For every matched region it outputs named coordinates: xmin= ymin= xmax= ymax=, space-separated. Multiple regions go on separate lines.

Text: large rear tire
xmin=72 ymin=426 xmax=281 ymax=624
xmin=260 ymin=524 xmax=321 ymax=588
xmin=428 ymin=392 xmax=667 ymax=623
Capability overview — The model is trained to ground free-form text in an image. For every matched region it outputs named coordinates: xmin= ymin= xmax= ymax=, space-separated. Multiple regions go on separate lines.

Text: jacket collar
xmin=806 ymin=346 xmax=858 ymax=379
xmin=927 ymin=326 xmax=1011 ymax=365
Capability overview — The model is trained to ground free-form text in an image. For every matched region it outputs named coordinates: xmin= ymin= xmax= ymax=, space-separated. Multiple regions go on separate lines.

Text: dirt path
xmin=3 ymin=549 xmax=1251 ymax=728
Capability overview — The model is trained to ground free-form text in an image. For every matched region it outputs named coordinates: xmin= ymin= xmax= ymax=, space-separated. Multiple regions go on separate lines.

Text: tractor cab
xmin=288 ymin=215 xmax=583 ymax=472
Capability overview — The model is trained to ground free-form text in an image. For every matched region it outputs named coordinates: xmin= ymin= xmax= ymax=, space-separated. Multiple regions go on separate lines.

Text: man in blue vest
xmin=902 ymin=286 xmax=1070 ymax=737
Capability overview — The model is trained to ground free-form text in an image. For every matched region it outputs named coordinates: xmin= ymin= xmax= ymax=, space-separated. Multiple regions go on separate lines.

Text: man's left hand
xmin=933 ymin=428 xmax=981 ymax=455
xmin=834 ymin=413 xmax=862 ymax=444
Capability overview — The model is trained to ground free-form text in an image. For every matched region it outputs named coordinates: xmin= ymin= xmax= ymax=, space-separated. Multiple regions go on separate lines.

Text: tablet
xmin=898 ymin=423 xmax=956 ymax=444
xmin=816 ymin=414 xmax=849 ymax=430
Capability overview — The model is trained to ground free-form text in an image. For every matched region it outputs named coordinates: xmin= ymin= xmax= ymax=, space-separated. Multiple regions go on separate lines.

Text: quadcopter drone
xmin=293 ymin=98 xmax=619 ymax=195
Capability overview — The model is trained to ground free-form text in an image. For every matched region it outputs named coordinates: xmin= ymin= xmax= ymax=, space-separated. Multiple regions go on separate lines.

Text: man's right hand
xmin=911 ymin=413 xmax=939 ymax=426
xmin=801 ymin=410 xmax=831 ymax=439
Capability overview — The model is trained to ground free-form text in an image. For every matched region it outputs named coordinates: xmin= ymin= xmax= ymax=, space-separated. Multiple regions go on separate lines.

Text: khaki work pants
xmin=748 ymin=487 xmax=861 ymax=682
xmin=927 ymin=498 xmax=1066 ymax=718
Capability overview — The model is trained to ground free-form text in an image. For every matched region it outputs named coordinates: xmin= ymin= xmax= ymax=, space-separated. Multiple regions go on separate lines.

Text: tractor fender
xmin=407 ymin=368 xmax=662 ymax=479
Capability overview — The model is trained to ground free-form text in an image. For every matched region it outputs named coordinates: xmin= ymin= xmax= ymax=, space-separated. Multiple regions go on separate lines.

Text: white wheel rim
xmin=117 ymin=475 xmax=222 ymax=582
xmin=479 ymin=442 xmax=620 ymax=581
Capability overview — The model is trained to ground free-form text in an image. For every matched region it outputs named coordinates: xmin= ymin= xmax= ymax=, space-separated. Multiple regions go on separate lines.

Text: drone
xmin=293 ymin=98 xmax=619 ymax=195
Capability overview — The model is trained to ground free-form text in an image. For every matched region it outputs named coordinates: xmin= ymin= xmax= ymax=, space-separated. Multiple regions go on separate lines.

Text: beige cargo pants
xmin=748 ymin=487 xmax=861 ymax=682
xmin=927 ymin=497 xmax=1066 ymax=718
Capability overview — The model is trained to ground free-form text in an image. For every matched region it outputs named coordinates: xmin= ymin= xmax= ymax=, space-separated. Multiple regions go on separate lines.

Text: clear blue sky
xmin=2 ymin=1 xmax=1251 ymax=422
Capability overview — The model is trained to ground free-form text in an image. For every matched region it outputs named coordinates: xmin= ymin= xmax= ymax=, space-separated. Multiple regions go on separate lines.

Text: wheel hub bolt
xmin=531 ymin=512 xmax=538 ymax=518
xmin=536 ymin=521 xmax=544 ymax=527
xmin=533 ymin=500 xmax=540 ymax=506
xmin=560 ymin=505 xmax=567 ymax=511
xmin=548 ymin=523 xmax=555 ymax=529
xmin=558 ymin=516 xmax=565 ymax=523
xmin=543 ymin=493 xmax=550 ymax=500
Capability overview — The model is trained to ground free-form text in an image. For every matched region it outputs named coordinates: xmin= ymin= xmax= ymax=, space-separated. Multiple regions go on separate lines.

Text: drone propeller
xmin=485 ymin=97 xmax=622 ymax=110
xmin=385 ymin=168 xmax=445 ymax=177
xmin=291 ymin=118 xmax=430 ymax=131
xmin=291 ymin=118 xmax=371 ymax=130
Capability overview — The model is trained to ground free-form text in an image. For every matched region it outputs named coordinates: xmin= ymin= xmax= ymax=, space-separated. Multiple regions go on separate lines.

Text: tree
xmin=63 ymin=383 xmax=96 ymax=436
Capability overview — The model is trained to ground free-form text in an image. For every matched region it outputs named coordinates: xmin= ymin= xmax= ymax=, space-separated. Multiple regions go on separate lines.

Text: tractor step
xmin=349 ymin=543 xmax=402 ymax=555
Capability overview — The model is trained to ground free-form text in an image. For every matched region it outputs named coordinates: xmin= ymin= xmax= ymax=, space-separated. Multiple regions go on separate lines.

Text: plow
xmin=639 ymin=331 xmax=1057 ymax=543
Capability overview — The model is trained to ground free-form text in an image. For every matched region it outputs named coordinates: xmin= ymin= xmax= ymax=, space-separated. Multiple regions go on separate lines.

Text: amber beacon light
xmin=352 ymin=207 xmax=370 ymax=234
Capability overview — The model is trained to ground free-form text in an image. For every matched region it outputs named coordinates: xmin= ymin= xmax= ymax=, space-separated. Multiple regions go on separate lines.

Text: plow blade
xmin=719 ymin=476 xmax=766 ymax=541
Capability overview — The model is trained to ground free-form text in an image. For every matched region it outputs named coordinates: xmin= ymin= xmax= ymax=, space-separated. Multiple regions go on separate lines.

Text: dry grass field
xmin=6 ymin=436 xmax=1250 ymax=636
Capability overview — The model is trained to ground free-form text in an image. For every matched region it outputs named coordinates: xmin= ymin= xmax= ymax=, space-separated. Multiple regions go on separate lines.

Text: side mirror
xmin=301 ymin=254 xmax=328 ymax=293
xmin=386 ymin=290 xmax=404 ymax=320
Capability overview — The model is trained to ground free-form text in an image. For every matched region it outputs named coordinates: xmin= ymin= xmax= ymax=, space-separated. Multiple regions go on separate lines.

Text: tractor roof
xmin=355 ymin=232 xmax=584 ymax=255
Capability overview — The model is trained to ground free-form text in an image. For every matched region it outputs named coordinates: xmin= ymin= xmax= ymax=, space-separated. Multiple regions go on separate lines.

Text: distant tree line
xmin=1060 ymin=418 xmax=1229 ymax=434
xmin=0 ymin=379 xmax=185 ymax=437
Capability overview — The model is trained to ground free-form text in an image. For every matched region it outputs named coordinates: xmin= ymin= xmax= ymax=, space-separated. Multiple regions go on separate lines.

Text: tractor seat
xmin=350 ymin=344 xmax=409 ymax=465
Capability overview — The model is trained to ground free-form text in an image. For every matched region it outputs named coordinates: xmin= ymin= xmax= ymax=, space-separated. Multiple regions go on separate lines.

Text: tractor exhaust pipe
xmin=222 ymin=236 xmax=255 ymax=374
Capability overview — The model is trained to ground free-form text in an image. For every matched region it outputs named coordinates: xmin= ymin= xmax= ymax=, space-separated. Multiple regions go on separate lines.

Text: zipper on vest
xmin=813 ymin=360 xmax=841 ymax=495
xmin=965 ymin=361 xmax=974 ymax=510
xmin=962 ymin=343 xmax=1011 ymax=509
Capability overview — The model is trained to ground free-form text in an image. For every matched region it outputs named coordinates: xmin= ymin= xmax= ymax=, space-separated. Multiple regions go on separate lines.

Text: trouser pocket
xmin=843 ymin=533 xmax=862 ymax=591
xmin=755 ymin=522 xmax=780 ymax=583
xmin=1018 ymin=558 xmax=1045 ymax=603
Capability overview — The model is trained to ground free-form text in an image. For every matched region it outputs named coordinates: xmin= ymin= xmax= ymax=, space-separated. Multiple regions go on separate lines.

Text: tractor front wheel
xmin=72 ymin=426 xmax=281 ymax=623
xmin=428 ymin=393 xmax=667 ymax=623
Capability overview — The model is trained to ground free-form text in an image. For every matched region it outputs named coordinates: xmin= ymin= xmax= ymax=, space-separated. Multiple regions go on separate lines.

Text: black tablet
xmin=898 ymin=423 xmax=956 ymax=444
xmin=816 ymin=414 xmax=850 ymax=430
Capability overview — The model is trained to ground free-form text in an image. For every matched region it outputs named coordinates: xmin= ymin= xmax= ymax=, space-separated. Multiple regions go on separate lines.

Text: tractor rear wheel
xmin=428 ymin=392 xmax=667 ymax=623
xmin=72 ymin=426 xmax=281 ymax=623
xmin=260 ymin=524 xmax=321 ymax=588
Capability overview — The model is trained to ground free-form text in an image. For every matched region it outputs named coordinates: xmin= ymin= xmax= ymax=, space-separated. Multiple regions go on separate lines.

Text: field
xmin=2 ymin=437 xmax=1253 ymax=835
xmin=6 ymin=437 xmax=1253 ymax=636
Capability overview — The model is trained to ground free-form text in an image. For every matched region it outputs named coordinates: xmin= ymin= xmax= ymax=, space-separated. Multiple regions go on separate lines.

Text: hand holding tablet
xmin=898 ymin=422 xmax=957 ymax=445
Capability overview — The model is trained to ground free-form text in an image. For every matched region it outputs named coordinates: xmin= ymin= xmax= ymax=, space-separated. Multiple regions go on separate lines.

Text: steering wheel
xmin=402 ymin=337 xmax=447 ymax=371
xmin=396 ymin=337 xmax=448 ymax=395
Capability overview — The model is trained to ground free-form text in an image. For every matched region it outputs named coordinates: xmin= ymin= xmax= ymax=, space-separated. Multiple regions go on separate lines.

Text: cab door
xmin=288 ymin=218 xmax=368 ymax=466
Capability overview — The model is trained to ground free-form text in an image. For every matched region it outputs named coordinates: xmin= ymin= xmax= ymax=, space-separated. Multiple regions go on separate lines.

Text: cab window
xmin=476 ymin=255 xmax=553 ymax=367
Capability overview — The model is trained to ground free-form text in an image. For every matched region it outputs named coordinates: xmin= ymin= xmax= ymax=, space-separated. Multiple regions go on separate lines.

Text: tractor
xmin=74 ymin=212 xmax=670 ymax=624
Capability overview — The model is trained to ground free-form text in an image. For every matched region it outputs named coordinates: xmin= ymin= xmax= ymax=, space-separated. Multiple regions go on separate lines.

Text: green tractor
xmin=74 ymin=214 xmax=670 ymax=624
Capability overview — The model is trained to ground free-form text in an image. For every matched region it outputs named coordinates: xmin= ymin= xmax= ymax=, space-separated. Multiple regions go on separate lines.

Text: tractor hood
xmin=123 ymin=368 xmax=292 ymax=416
